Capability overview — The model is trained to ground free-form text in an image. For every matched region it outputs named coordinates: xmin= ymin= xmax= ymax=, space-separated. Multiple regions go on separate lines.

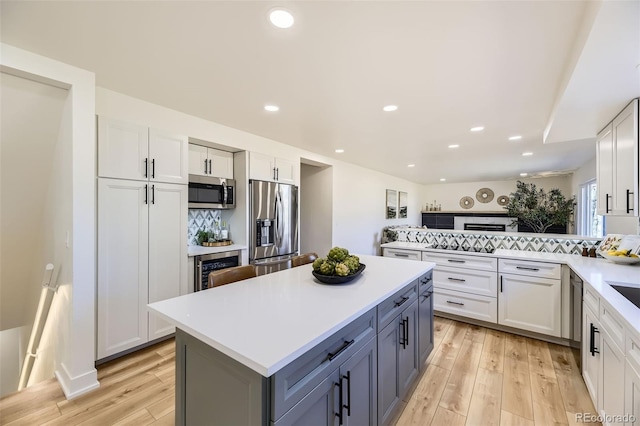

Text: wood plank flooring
xmin=0 ymin=317 xmax=599 ymax=426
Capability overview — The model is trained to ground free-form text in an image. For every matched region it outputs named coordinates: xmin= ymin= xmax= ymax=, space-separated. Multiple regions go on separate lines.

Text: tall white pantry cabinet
xmin=97 ymin=116 xmax=188 ymax=360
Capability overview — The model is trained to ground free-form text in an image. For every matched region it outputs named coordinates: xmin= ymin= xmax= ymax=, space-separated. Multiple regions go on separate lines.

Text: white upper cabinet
xmin=98 ymin=116 xmax=188 ymax=184
xmin=188 ymin=143 xmax=234 ymax=179
xmin=597 ymin=99 xmax=639 ymax=216
xmin=249 ymin=151 xmax=297 ymax=184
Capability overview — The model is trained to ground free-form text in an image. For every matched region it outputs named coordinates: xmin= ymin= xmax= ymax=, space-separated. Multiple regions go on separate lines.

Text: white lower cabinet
xmin=97 ymin=178 xmax=187 ymax=359
xmin=433 ymin=289 xmax=497 ymax=323
xmin=498 ymin=273 xmax=561 ymax=337
xmin=382 ymin=247 xmax=421 ymax=261
xmin=582 ymin=282 xmax=633 ymax=426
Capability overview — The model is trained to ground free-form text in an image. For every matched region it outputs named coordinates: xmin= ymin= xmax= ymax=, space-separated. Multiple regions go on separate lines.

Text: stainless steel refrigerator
xmin=249 ymin=180 xmax=299 ymax=275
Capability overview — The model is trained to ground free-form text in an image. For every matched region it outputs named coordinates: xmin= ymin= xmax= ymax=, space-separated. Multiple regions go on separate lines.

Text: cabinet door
xmin=249 ymin=151 xmax=276 ymax=181
xmin=582 ymin=307 xmax=600 ymax=404
xmin=188 ymin=144 xmax=208 ymax=177
xmin=597 ymin=124 xmax=614 ymax=215
xmin=274 ymin=369 xmax=339 ymax=426
xmin=418 ymin=287 xmax=434 ymax=365
xmin=275 ymin=157 xmax=297 ymax=184
xmin=377 ymin=318 xmax=400 ymax=425
xmin=209 ymin=148 xmax=234 ymax=179
xmin=601 ymin=327 xmax=626 ymax=423
xmin=149 ymin=128 xmax=188 ymax=184
xmin=339 ymin=337 xmax=377 ymax=426
xmin=498 ymin=274 xmax=561 ymax=337
xmin=398 ymin=300 xmax=419 ymax=399
xmin=612 ymin=99 xmax=639 ymax=216
xmin=97 ymin=178 xmax=149 ymax=359
xmin=148 ymin=183 xmax=188 ymax=340
xmin=626 ymin=361 xmax=640 ymax=426
xmin=97 ymin=116 xmax=148 ymax=181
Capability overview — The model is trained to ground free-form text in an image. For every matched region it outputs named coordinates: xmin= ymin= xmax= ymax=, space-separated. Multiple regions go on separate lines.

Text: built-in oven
xmin=194 ymin=250 xmax=240 ymax=291
xmin=188 ymin=175 xmax=235 ymax=209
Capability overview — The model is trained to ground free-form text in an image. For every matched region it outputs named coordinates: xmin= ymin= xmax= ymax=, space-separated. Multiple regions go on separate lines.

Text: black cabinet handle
xmin=394 ymin=296 xmax=409 ymax=307
xmin=422 ymin=291 xmax=433 ymax=300
xmin=516 ymin=266 xmax=540 ymax=272
xmin=394 ymin=253 xmax=410 ymax=258
xmin=151 ymin=159 xmax=155 ymax=178
xmin=404 ymin=317 xmax=409 ymax=347
xmin=276 ymin=167 xmax=279 ymax=181
xmin=447 ymin=277 xmax=466 ymax=282
xmin=627 ymin=189 xmax=634 ymax=214
xmin=335 ymin=380 xmax=344 ymax=425
xmin=273 ymin=167 xmax=277 ymax=180
xmin=343 ymin=371 xmax=351 ymax=417
xmin=327 ymin=339 xmax=354 ymax=362
xmin=590 ymin=323 xmax=600 ymax=356
xmin=399 ymin=319 xmax=406 ymax=349
xmin=420 ymin=276 xmax=432 ymax=285
xmin=447 ymin=259 xmax=466 ymax=264
xmin=151 ymin=185 xmax=155 ymax=204
xmin=144 ymin=184 xmax=148 ymax=204
xmin=446 ymin=300 xmax=464 ymax=306
xmin=606 ymin=193 xmax=611 ymax=213
xmin=144 ymin=158 xmax=148 ymax=178
xmin=500 ymin=275 xmax=503 ymax=292
xmin=209 ymin=159 xmax=212 ymax=175
xmin=204 ymin=158 xmax=208 ymax=174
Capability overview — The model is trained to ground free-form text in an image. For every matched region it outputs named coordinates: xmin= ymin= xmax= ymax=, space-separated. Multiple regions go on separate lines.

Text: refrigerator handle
xmin=274 ymin=189 xmax=281 ymax=249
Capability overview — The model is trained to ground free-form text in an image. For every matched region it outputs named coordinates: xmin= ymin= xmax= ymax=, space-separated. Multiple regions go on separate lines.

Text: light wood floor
xmin=0 ymin=317 xmax=599 ymax=426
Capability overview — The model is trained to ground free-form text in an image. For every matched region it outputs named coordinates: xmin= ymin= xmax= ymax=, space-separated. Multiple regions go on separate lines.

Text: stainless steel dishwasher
xmin=570 ymin=269 xmax=583 ymax=350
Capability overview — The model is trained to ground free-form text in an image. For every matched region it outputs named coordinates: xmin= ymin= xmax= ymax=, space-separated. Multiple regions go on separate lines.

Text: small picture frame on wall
xmin=398 ymin=191 xmax=408 ymax=218
xmin=386 ymin=189 xmax=397 ymax=219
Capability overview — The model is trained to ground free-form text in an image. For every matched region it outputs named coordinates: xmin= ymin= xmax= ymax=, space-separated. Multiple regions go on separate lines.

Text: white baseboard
xmin=55 ymin=362 xmax=99 ymax=400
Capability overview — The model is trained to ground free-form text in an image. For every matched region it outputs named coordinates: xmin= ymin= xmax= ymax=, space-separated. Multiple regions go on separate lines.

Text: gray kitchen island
xmin=148 ymin=254 xmax=435 ymax=425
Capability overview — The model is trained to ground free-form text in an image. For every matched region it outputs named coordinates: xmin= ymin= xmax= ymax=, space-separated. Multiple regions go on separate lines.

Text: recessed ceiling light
xmin=407 ymin=164 xmax=415 ymax=168
xmin=383 ymin=105 xmax=398 ymax=112
xmin=448 ymin=144 xmax=459 ymax=149
xmin=522 ymin=152 xmax=533 ymax=156
xmin=440 ymin=178 xmax=446 ymax=182
xmin=335 ymin=149 xmax=344 ymax=153
xmin=269 ymin=9 xmax=294 ymax=29
xmin=508 ymin=135 xmax=522 ymax=141
xmin=470 ymin=126 xmax=484 ymax=132
xmin=264 ymin=105 xmax=279 ymax=112
xmin=520 ymin=173 xmax=528 ymax=177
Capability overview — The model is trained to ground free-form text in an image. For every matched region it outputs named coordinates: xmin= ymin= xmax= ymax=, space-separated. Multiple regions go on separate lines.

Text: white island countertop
xmin=148 ymin=254 xmax=435 ymax=377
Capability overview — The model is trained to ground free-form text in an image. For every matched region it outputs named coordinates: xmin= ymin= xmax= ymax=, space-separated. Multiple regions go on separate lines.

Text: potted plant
xmin=503 ymin=181 xmax=575 ymax=233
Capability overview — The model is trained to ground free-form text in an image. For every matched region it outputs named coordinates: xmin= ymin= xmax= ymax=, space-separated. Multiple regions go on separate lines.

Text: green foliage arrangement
xmin=504 ymin=181 xmax=576 ymax=234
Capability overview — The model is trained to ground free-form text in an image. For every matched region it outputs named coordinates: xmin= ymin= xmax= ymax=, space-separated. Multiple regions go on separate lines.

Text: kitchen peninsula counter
xmin=148 ymin=254 xmax=434 ymax=376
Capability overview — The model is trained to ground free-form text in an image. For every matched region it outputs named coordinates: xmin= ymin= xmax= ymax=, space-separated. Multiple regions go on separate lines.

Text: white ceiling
xmin=1 ymin=1 xmax=639 ymax=185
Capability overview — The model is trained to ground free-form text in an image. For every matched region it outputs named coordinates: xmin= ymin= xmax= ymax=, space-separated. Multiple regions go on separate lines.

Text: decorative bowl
xmin=600 ymin=253 xmax=640 ymax=265
xmin=312 ymin=264 xmax=366 ymax=284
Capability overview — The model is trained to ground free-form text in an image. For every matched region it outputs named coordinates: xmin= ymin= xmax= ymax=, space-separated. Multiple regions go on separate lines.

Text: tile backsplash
xmin=382 ymin=226 xmax=602 ymax=255
xmin=188 ymin=209 xmax=221 ymax=245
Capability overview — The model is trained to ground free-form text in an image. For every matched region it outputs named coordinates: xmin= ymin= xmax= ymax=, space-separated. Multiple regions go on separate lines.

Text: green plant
xmin=504 ymin=181 xmax=575 ymax=233
xmin=196 ymin=229 xmax=209 ymax=245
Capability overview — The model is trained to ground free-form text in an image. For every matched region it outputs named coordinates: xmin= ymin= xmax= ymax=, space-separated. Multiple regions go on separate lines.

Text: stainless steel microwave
xmin=188 ymin=175 xmax=235 ymax=209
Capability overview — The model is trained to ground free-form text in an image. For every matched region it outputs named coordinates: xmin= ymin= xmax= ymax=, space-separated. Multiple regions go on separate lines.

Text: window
xmin=579 ymin=179 xmax=604 ymax=237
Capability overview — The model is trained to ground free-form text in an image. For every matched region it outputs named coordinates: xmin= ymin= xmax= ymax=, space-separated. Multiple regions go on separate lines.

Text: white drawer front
xmin=383 ymin=248 xmax=421 ymax=261
xmin=433 ymin=266 xmax=497 ymax=298
xmin=434 ymin=288 xmax=498 ymax=323
xmin=583 ymin=285 xmax=600 ymax=315
xmin=422 ymin=251 xmax=497 ymax=272
xmin=498 ymin=258 xmax=561 ymax=280
xmin=628 ymin=332 xmax=640 ymax=374
xmin=600 ymin=300 xmax=625 ymax=352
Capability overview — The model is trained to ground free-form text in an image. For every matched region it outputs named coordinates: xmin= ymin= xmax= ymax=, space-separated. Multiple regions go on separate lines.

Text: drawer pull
xmin=447 ymin=277 xmax=466 ymax=282
xmin=446 ymin=300 xmax=464 ymax=306
xmin=420 ymin=277 xmax=432 ymax=286
xmin=327 ymin=339 xmax=355 ymax=362
xmin=447 ymin=259 xmax=466 ymax=264
xmin=589 ymin=323 xmax=600 ymax=356
xmin=421 ymin=291 xmax=433 ymax=300
xmin=394 ymin=296 xmax=409 ymax=307
xmin=394 ymin=253 xmax=410 ymax=258
xmin=516 ymin=266 xmax=539 ymax=272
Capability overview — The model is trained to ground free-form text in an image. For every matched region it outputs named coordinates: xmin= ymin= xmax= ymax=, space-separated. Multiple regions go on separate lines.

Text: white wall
xmin=1 ymin=43 xmax=98 ymax=399
xmin=96 ymin=88 xmax=424 ymax=257
xmin=422 ymin=176 xmax=573 ymax=213
xmin=571 ymin=155 xmax=639 ymax=235
xmin=300 ymin=163 xmax=333 ymax=256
